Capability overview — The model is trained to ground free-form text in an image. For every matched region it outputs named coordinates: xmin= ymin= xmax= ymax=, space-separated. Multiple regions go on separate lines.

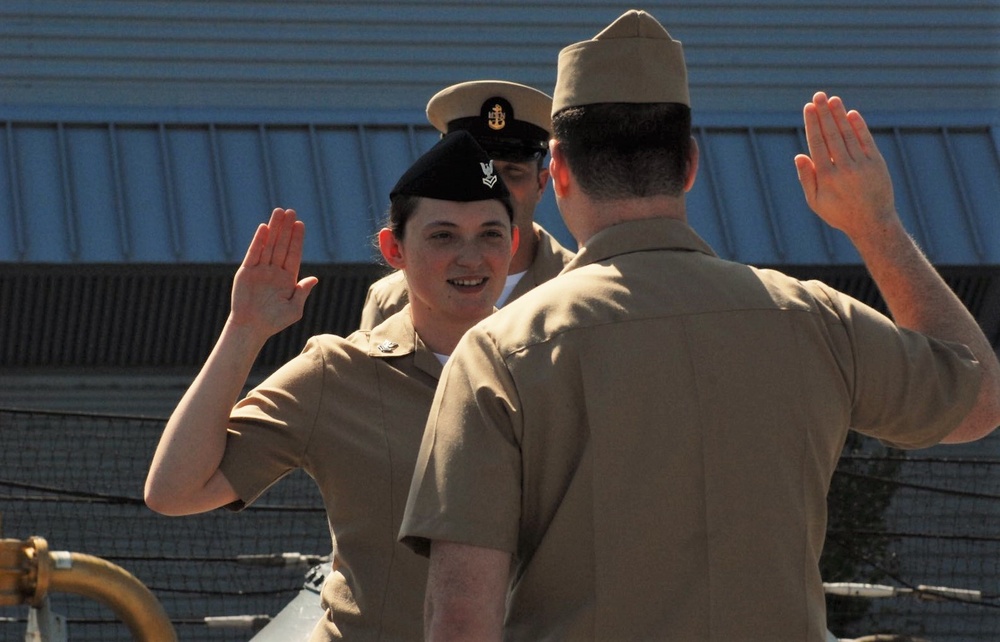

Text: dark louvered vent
xmin=0 ymin=264 xmax=997 ymax=369
xmin=0 ymin=263 xmax=389 ymax=369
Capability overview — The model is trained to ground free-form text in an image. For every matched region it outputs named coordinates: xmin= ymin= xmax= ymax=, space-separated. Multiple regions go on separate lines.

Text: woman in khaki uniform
xmin=144 ymin=131 xmax=518 ymax=640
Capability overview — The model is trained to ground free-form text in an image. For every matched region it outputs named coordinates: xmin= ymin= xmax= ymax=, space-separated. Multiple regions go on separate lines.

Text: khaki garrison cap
xmin=552 ymin=9 xmax=689 ymax=115
xmin=427 ymin=80 xmax=553 ymax=161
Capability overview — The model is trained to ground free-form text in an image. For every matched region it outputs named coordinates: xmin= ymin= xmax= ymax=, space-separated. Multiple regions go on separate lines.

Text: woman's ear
xmin=378 ymin=228 xmax=405 ymax=269
xmin=510 ymin=224 xmax=520 ymax=258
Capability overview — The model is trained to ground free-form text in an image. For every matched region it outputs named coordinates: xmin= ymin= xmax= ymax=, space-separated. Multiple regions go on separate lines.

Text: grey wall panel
xmin=1 ymin=0 xmax=996 ymax=114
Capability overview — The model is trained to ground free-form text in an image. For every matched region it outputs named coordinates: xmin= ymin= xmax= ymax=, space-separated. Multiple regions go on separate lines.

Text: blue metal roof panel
xmin=1 ymin=115 xmax=997 ymax=266
xmin=688 ymin=123 xmax=1000 ymax=266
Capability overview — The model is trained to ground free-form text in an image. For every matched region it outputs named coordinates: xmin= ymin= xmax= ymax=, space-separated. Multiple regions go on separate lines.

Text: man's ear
xmin=378 ymin=228 xmax=405 ymax=269
xmin=683 ymin=136 xmax=699 ymax=193
xmin=510 ymin=224 xmax=520 ymax=258
xmin=548 ymin=140 xmax=571 ymax=198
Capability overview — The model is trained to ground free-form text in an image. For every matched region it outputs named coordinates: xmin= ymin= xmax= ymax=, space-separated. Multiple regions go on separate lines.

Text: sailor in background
xmin=359 ymin=80 xmax=575 ymax=329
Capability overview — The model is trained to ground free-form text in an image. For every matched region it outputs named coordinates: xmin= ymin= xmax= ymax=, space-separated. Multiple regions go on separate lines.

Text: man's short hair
xmin=552 ymin=102 xmax=692 ymax=200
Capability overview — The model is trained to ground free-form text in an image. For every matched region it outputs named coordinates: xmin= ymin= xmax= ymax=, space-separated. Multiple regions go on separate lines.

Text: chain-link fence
xmin=1 ymin=408 xmax=998 ymax=641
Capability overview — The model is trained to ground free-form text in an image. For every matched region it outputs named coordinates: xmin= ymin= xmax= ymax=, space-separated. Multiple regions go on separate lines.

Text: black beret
xmin=390 ymin=130 xmax=510 ymax=203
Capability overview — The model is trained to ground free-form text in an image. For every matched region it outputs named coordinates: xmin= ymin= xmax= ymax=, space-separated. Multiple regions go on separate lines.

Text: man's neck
xmin=574 ymin=194 xmax=686 ymax=247
xmin=508 ymin=223 xmax=538 ymax=274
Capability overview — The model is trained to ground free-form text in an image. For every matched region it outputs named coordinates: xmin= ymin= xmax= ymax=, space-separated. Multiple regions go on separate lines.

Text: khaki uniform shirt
xmin=220 ymin=309 xmax=440 ymax=641
xmin=400 ymin=218 xmax=981 ymax=641
xmin=358 ymin=222 xmax=575 ymax=330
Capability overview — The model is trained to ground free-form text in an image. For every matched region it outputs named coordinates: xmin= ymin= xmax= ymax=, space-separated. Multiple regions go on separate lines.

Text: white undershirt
xmin=434 ymin=271 xmax=527 ymax=365
xmin=495 ymin=270 xmax=528 ymax=307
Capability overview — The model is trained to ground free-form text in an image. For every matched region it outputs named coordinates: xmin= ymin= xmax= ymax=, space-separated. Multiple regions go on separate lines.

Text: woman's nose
xmin=454 ymin=240 xmax=485 ymax=267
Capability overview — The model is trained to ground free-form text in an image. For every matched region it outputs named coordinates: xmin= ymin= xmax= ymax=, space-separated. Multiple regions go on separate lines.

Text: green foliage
xmin=822 ymin=432 xmax=903 ymax=634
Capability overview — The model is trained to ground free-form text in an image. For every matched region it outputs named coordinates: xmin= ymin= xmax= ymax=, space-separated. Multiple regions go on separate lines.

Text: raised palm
xmin=794 ymin=92 xmax=896 ymax=240
xmin=229 ymin=208 xmax=318 ymax=340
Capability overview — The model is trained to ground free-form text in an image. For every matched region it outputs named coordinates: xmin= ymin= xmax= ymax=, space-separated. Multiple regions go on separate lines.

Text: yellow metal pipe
xmin=0 ymin=538 xmax=33 ymax=607
xmin=1 ymin=536 xmax=178 ymax=641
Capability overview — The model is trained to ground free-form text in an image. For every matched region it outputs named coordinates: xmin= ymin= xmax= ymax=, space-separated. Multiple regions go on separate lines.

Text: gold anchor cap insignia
xmin=487 ymin=103 xmax=506 ymax=131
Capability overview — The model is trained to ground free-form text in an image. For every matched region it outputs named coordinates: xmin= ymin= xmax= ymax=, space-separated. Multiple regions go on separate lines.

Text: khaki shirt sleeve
xmin=219 ymin=337 xmax=327 ymax=508
xmin=359 ymin=284 xmax=388 ymax=331
xmin=359 ymin=271 xmax=408 ymax=331
xmin=820 ymin=284 xmax=982 ymax=449
xmin=400 ymin=327 xmax=522 ymax=557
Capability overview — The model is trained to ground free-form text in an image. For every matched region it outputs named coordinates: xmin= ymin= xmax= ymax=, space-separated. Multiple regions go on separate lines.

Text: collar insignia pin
xmin=377 ymin=340 xmax=399 ymax=353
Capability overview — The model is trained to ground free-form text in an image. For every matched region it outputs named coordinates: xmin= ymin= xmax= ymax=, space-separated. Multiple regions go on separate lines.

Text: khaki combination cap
xmin=427 ymin=80 xmax=553 ymax=161
xmin=552 ymin=10 xmax=689 ymax=115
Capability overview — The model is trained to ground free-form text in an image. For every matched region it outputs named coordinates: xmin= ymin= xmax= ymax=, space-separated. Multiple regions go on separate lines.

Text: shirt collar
xmin=564 ymin=218 xmax=717 ymax=272
xmin=367 ymin=305 xmax=443 ymax=379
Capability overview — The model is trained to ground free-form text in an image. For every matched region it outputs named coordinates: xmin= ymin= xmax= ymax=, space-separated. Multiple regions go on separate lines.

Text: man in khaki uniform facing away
xmin=359 ymin=80 xmax=574 ymax=329
xmin=399 ymin=9 xmax=1000 ymax=642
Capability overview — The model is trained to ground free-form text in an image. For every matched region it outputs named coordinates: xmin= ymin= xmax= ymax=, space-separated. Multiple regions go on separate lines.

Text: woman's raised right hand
xmin=229 ymin=208 xmax=319 ymax=341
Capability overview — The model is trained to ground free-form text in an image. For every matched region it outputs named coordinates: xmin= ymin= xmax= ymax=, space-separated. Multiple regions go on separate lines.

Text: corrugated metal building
xmin=2 ymin=1 xmax=996 ymax=440
xmin=0 ymin=1 xmax=998 ymax=639
xmin=1 ymin=2 xmax=997 ymax=375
